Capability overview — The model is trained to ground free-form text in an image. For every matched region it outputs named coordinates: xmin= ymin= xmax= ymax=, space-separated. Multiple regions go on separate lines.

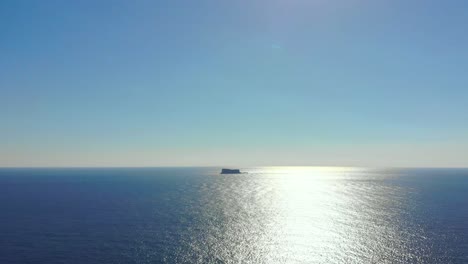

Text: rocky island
xmin=220 ymin=168 xmax=242 ymax=174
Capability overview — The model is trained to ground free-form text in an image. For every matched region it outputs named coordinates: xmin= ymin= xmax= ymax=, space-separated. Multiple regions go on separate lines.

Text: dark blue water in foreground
xmin=1 ymin=167 xmax=468 ymax=263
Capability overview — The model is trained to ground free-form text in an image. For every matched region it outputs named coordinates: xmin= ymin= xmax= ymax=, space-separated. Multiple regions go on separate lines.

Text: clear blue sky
xmin=1 ymin=0 xmax=468 ymax=167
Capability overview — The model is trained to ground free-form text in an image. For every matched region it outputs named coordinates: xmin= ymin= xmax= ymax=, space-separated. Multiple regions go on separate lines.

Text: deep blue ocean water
xmin=1 ymin=167 xmax=468 ymax=263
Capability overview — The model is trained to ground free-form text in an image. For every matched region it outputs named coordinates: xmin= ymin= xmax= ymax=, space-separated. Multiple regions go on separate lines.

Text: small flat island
xmin=220 ymin=168 xmax=242 ymax=174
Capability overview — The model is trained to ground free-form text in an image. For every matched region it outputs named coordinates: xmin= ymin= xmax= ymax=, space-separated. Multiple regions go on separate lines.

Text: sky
xmin=1 ymin=0 xmax=468 ymax=167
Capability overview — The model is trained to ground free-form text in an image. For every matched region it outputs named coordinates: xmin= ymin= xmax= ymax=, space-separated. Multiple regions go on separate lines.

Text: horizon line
xmin=1 ymin=165 xmax=467 ymax=169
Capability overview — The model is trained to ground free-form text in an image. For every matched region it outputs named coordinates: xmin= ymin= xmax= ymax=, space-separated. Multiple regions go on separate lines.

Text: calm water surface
xmin=1 ymin=167 xmax=467 ymax=263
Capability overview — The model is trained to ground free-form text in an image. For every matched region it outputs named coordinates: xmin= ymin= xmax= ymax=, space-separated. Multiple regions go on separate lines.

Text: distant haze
xmin=1 ymin=0 xmax=468 ymax=167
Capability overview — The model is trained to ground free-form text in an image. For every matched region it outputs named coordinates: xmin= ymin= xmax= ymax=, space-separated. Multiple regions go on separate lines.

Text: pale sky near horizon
xmin=2 ymin=0 xmax=468 ymax=167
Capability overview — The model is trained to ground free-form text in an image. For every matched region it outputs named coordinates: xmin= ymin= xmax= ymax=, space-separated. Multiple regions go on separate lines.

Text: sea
xmin=1 ymin=167 xmax=467 ymax=263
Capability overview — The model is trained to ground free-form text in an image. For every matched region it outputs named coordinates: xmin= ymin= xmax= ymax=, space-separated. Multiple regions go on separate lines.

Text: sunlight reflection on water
xmin=178 ymin=167 xmax=438 ymax=263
